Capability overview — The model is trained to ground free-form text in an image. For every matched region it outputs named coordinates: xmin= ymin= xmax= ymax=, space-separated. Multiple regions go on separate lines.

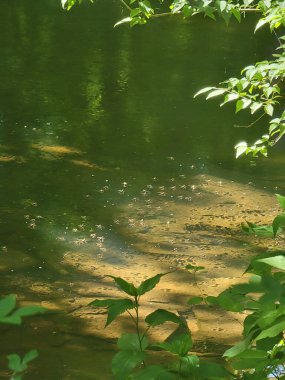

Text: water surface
xmin=0 ymin=1 xmax=284 ymax=379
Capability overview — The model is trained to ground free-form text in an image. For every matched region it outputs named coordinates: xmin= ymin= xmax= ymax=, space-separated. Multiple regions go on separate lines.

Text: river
xmin=0 ymin=1 xmax=284 ymax=379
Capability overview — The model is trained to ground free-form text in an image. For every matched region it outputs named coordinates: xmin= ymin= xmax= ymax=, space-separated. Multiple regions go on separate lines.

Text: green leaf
xmin=130 ymin=8 xmax=141 ymax=17
xmin=118 ymin=333 xmax=148 ymax=351
xmin=219 ymin=0 xmax=227 ymax=12
xmin=151 ymin=333 xmax=192 ymax=356
xmin=114 ymin=17 xmax=132 ymax=28
xmin=193 ymin=87 xmax=214 ymax=98
xmin=145 ymin=309 xmax=182 ymax=326
xmin=186 ymin=264 xmax=205 ymax=271
xmin=206 ymin=89 xmax=227 ymax=99
xmin=256 ymin=319 xmax=285 ymax=341
xmin=255 ymin=18 xmax=268 ymax=32
xmin=22 ymin=349 xmax=39 ymax=365
xmin=217 ymin=290 xmax=245 ymax=312
xmin=197 ymin=361 xmax=230 ymax=378
xmin=235 ymin=99 xmax=244 ymax=113
xmin=276 ymin=194 xmax=285 ymax=211
xmin=0 ymin=295 xmax=16 ymax=319
xmin=223 ymin=329 xmax=257 ymax=358
xmin=273 ymin=213 xmax=285 ymax=237
xmin=12 ymin=305 xmax=46 ymax=318
xmin=265 ymin=103 xmax=274 ymax=116
xmin=90 ymin=298 xmax=135 ymax=326
xmin=235 ymin=141 xmax=248 ymax=158
xmin=205 ymin=296 xmax=219 ymax=305
xmin=7 ymin=354 xmax=26 ymax=372
xmin=187 ymin=296 xmax=203 ymax=305
xmin=107 ymin=276 xmax=137 ymax=296
xmin=168 ymin=333 xmax=193 ymax=356
xmin=231 ymin=8 xmax=241 ymax=22
xmin=139 ymin=0 xmax=153 ymax=16
xmin=236 ymin=98 xmax=251 ymax=113
xmin=137 ymin=273 xmax=168 ymax=296
xmin=221 ymin=92 xmax=239 ymax=105
xmin=235 ymin=349 xmax=268 ymax=359
xmin=133 ymin=365 xmax=175 ymax=380
xmin=250 ymin=102 xmax=263 ymax=114
xmin=231 ymin=357 xmax=269 ymax=370
xmin=179 ymin=354 xmax=199 ymax=374
xmin=112 ymin=350 xmax=145 ymax=380
xmin=257 ymin=255 xmax=285 ymax=271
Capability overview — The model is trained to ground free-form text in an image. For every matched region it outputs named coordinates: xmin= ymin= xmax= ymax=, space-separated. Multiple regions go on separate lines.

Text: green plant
xmin=90 ymin=271 xmax=231 ymax=379
xmin=0 ymin=295 xmax=45 ymax=380
xmin=242 ymin=193 xmax=285 ymax=238
xmin=207 ymin=250 xmax=285 ymax=379
xmin=90 ymin=254 xmax=285 ymax=380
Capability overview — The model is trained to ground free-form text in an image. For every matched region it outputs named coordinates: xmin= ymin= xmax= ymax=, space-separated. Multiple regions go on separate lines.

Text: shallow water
xmin=1 ymin=1 xmax=285 ymax=379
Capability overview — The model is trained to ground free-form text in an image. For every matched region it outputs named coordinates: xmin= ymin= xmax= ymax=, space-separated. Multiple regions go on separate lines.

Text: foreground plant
xmin=0 ymin=295 xmax=45 ymax=380
xmin=90 ymin=270 xmax=230 ymax=379
xmin=90 ymin=253 xmax=285 ymax=380
xmin=207 ymin=250 xmax=285 ymax=379
xmin=242 ymin=193 xmax=285 ymax=238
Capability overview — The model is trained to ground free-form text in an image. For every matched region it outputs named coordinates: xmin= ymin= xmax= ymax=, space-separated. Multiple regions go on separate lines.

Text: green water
xmin=0 ymin=1 xmax=284 ymax=379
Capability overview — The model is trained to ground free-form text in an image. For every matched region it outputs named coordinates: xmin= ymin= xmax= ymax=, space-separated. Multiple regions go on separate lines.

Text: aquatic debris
xmin=32 ymin=144 xmax=81 ymax=155
xmin=73 ymin=238 xmax=88 ymax=246
xmin=69 ymin=159 xmax=107 ymax=171
xmin=21 ymin=199 xmax=38 ymax=208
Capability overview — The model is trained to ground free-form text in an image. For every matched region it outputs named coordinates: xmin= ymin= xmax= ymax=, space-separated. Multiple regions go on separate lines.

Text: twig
xmin=120 ymin=0 xmax=132 ymax=11
xmin=234 ymin=112 xmax=266 ymax=128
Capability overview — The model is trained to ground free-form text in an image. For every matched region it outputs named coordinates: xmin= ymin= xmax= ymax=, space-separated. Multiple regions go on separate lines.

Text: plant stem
xmin=126 ymin=309 xmax=138 ymax=327
xmin=134 ymin=296 xmax=146 ymax=368
xmin=119 ymin=0 xmax=132 ymax=11
xmin=178 ymin=358 xmax=182 ymax=379
xmin=234 ymin=112 xmax=266 ymax=128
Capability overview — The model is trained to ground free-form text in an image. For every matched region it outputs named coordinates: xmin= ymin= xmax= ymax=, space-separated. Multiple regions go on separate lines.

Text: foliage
xmin=90 ymin=272 xmax=230 ymax=379
xmin=90 ymin=254 xmax=285 ymax=379
xmin=62 ymin=0 xmax=285 ymax=158
xmin=242 ymin=193 xmax=285 ymax=238
xmin=0 ymin=295 xmax=45 ymax=380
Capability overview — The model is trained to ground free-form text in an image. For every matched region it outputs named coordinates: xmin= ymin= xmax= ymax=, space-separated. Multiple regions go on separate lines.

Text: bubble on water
xmin=140 ymin=189 xmax=149 ymax=197
xmin=73 ymin=238 xmax=87 ymax=246
xmin=56 ymin=236 xmax=66 ymax=241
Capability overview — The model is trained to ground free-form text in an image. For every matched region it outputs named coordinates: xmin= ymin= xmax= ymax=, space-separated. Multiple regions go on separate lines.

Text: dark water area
xmin=0 ymin=1 xmax=285 ymax=379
